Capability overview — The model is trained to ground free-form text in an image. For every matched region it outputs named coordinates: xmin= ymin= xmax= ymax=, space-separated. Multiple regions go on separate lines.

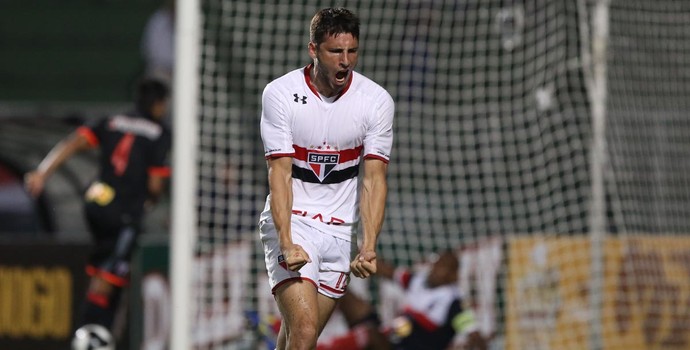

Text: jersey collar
xmin=303 ymin=63 xmax=353 ymax=102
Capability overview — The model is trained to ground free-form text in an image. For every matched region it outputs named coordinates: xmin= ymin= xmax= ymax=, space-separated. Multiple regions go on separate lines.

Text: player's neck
xmin=309 ymin=67 xmax=341 ymax=98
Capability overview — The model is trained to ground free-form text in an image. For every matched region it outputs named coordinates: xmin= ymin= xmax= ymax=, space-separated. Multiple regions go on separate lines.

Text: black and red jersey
xmin=77 ymin=111 xmax=171 ymax=223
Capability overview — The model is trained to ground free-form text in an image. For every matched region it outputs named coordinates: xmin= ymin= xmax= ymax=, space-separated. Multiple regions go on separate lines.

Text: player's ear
xmin=308 ymin=41 xmax=317 ymax=59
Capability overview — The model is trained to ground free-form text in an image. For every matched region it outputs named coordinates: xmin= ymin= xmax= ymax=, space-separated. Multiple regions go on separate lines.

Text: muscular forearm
xmin=351 ymin=159 xmax=387 ymax=278
xmin=267 ymin=158 xmax=294 ymax=250
xmin=359 ymin=161 xmax=388 ymax=252
xmin=267 ymin=157 xmax=310 ymax=271
xmin=272 ymin=188 xmax=293 ymax=250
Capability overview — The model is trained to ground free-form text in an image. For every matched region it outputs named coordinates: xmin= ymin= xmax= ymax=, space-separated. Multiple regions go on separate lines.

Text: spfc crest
xmin=308 ymin=151 xmax=339 ymax=182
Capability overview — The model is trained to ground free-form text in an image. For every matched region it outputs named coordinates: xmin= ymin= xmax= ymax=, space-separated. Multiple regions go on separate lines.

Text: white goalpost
xmin=586 ymin=1 xmax=610 ymax=349
xmin=170 ymin=0 xmax=200 ymax=349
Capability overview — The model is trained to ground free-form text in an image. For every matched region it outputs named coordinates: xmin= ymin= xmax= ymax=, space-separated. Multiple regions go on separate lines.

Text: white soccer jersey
xmin=402 ymin=267 xmax=460 ymax=327
xmin=260 ymin=64 xmax=394 ymax=240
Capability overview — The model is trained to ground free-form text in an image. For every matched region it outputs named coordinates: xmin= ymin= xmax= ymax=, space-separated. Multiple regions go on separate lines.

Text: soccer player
xmin=25 ymin=78 xmax=171 ymax=341
xmin=259 ymin=7 xmax=394 ymax=350
xmin=317 ymin=251 xmax=485 ymax=350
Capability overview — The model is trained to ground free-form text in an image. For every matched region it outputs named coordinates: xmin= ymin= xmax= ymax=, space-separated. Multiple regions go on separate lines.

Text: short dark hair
xmin=309 ymin=7 xmax=360 ymax=46
xmin=135 ymin=78 xmax=169 ymax=115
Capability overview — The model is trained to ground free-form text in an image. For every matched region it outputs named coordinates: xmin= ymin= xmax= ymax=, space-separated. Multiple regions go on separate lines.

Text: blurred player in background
xmin=25 ymin=78 xmax=171 ymax=345
xmin=140 ymin=0 xmax=175 ymax=86
xmin=317 ymin=250 xmax=487 ymax=350
xmin=259 ymin=7 xmax=394 ymax=350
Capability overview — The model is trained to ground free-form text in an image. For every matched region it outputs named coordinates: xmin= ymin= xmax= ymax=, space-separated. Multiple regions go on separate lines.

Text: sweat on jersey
xmin=259 ymin=64 xmax=394 ymax=241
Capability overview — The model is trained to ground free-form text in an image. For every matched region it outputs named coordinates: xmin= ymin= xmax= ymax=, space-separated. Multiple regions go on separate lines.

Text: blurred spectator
xmin=317 ymin=250 xmax=486 ymax=350
xmin=140 ymin=0 xmax=175 ymax=85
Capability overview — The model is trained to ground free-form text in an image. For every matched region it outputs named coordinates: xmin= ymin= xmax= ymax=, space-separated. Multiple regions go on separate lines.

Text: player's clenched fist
xmin=351 ymin=250 xmax=377 ymax=278
xmin=282 ymin=244 xmax=311 ymax=271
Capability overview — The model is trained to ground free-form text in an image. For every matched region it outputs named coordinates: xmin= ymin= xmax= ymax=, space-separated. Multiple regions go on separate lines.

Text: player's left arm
xmin=351 ymin=157 xmax=388 ymax=278
xmin=352 ymin=87 xmax=394 ymax=278
xmin=146 ymin=130 xmax=172 ymax=205
xmin=147 ymin=174 xmax=168 ymax=203
xmin=25 ymin=129 xmax=94 ymax=198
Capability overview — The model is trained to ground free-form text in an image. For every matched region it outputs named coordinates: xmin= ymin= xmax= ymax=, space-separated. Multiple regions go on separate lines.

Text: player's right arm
xmin=25 ymin=129 xmax=93 ymax=197
xmin=261 ymin=80 xmax=310 ymax=271
xmin=146 ymin=129 xmax=172 ymax=206
xmin=267 ymin=156 xmax=310 ymax=271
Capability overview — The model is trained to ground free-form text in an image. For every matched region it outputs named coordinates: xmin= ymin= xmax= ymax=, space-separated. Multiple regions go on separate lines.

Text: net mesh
xmin=607 ymin=0 xmax=690 ymax=234
xmin=186 ymin=0 xmax=690 ymax=348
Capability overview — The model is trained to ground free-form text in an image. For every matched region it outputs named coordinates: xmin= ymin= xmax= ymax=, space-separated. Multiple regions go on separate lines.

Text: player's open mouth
xmin=335 ymin=70 xmax=348 ymax=82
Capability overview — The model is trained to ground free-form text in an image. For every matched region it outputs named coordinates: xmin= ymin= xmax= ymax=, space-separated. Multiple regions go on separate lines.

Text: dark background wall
xmin=0 ymin=0 xmax=159 ymax=105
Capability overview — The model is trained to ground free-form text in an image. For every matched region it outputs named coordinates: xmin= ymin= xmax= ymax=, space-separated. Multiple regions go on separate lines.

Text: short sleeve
xmin=77 ymin=117 xmax=108 ymax=147
xmin=260 ymin=83 xmax=294 ymax=158
xmin=363 ymin=89 xmax=394 ymax=162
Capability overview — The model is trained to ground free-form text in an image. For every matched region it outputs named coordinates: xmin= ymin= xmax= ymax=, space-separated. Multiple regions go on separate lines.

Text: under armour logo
xmin=293 ymin=93 xmax=307 ymax=104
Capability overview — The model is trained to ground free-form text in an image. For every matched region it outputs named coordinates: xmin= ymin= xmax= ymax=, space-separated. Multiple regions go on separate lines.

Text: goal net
xmin=171 ymin=0 xmax=690 ymax=349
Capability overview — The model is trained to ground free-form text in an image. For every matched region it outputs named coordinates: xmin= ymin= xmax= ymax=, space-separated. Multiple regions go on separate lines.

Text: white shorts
xmin=260 ymin=218 xmax=353 ymax=299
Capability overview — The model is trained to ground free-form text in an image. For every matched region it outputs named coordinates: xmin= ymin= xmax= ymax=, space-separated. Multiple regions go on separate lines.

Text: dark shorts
xmin=83 ymin=202 xmax=142 ymax=287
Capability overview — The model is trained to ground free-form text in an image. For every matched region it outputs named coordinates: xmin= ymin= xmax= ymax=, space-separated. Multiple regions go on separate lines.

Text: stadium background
xmin=1 ymin=0 xmax=690 ymax=350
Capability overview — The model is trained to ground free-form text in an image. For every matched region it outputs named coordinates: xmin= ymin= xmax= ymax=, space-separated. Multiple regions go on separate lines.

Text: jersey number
xmin=111 ymin=133 xmax=135 ymax=176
